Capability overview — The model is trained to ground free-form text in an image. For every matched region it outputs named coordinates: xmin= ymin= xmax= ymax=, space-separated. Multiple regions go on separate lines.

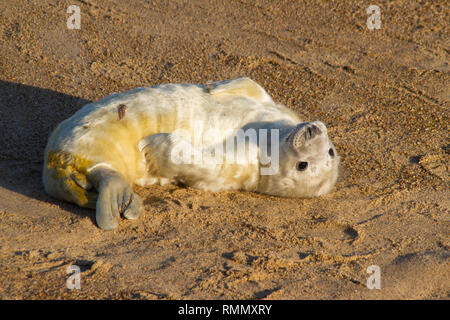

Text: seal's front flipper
xmin=138 ymin=133 xmax=192 ymax=178
xmin=206 ymin=77 xmax=273 ymax=103
xmin=138 ymin=133 xmax=173 ymax=163
xmin=138 ymin=133 xmax=223 ymax=189
xmin=87 ymin=166 xmax=143 ymax=230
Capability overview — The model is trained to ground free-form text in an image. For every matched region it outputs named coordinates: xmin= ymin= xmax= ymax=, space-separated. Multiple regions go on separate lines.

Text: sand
xmin=0 ymin=0 xmax=448 ymax=299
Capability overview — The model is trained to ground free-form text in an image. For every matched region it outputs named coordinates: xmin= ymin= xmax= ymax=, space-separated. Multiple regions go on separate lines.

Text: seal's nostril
xmin=305 ymin=125 xmax=321 ymax=140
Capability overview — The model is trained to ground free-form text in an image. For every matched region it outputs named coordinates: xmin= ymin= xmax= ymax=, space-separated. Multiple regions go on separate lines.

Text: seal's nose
xmin=305 ymin=124 xmax=322 ymax=140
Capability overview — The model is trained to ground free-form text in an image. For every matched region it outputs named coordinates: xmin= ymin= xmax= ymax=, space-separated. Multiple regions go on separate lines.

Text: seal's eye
xmin=328 ymin=148 xmax=335 ymax=157
xmin=296 ymin=161 xmax=308 ymax=171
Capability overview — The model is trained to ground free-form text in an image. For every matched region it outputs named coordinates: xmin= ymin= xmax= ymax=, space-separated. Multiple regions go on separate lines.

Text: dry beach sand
xmin=0 ymin=0 xmax=448 ymax=299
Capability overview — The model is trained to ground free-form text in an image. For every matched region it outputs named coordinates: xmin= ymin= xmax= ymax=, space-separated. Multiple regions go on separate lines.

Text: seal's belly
xmin=45 ymin=81 xmax=294 ymax=187
xmin=65 ymin=108 xmax=188 ymax=184
xmin=45 ymin=85 xmax=204 ymax=183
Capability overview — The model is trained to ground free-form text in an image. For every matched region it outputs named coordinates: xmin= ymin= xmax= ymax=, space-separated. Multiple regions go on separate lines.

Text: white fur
xmin=43 ymin=78 xmax=339 ymax=207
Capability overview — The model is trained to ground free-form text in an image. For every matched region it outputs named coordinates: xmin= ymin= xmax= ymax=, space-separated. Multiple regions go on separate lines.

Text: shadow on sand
xmin=0 ymin=80 xmax=95 ymax=220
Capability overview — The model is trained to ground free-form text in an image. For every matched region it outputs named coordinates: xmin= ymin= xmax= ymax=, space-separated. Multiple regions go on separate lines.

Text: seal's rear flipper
xmin=86 ymin=165 xmax=143 ymax=230
xmin=71 ymin=172 xmax=93 ymax=190
xmin=206 ymin=78 xmax=273 ymax=103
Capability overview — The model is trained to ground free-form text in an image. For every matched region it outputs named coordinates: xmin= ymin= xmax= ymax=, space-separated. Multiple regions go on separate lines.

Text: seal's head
xmin=260 ymin=121 xmax=339 ymax=197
